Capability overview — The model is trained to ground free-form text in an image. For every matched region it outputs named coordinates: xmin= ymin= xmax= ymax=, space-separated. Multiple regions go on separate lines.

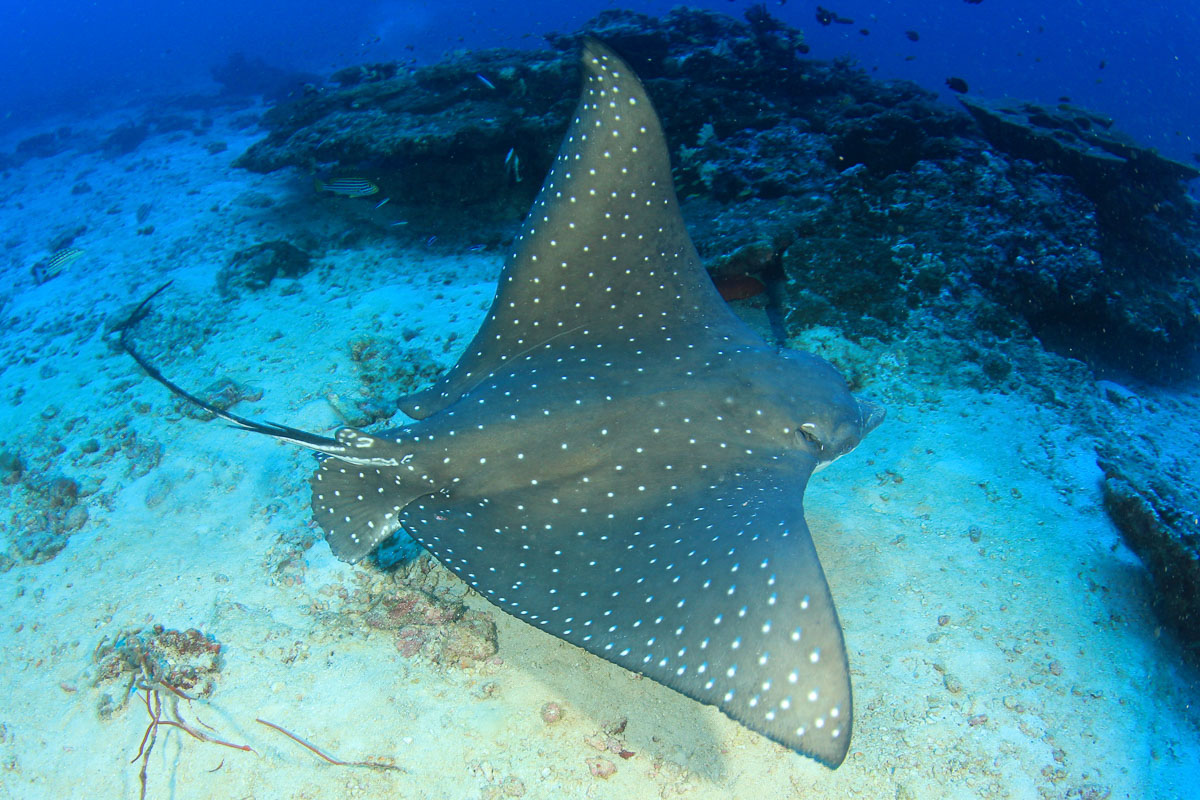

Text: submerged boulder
xmin=217 ymin=240 xmax=312 ymax=295
xmin=1101 ymin=455 xmax=1200 ymax=660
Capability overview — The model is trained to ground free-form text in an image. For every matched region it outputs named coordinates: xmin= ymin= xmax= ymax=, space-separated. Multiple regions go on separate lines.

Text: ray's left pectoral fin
xmin=641 ymin=495 xmax=853 ymax=768
xmin=700 ymin=513 xmax=853 ymax=768
xmin=395 ymin=455 xmax=853 ymax=766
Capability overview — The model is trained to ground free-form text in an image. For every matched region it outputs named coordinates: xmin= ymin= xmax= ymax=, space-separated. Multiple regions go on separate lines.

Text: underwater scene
xmin=1 ymin=1 xmax=1198 ymax=798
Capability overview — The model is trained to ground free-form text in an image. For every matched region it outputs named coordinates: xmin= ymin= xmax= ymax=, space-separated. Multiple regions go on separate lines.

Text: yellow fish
xmin=32 ymin=247 xmax=84 ymax=284
xmin=314 ymin=177 xmax=379 ymax=197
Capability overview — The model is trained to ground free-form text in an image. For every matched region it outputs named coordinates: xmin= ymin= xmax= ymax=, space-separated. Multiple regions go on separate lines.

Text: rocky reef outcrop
xmin=231 ymin=6 xmax=1200 ymax=381
xmin=959 ymin=97 xmax=1199 ymax=219
xmin=1096 ymin=385 xmax=1200 ymax=660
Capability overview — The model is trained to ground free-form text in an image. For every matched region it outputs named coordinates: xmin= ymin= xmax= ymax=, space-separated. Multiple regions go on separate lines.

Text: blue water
xmin=3 ymin=0 xmax=1197 ymax=161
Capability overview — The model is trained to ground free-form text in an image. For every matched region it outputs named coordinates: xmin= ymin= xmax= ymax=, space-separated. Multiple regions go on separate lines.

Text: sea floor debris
xmin=92 ymin=625 xmax=245 ymax=799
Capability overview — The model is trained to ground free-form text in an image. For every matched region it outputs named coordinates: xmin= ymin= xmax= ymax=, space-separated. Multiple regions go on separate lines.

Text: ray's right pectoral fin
xmin=309 ymin=451 xmax=436 ymax=564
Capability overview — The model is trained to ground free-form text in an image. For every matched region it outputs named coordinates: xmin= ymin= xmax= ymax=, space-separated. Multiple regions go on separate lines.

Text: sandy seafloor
xmin=1 ymin=99 xmax=1198 ymax=800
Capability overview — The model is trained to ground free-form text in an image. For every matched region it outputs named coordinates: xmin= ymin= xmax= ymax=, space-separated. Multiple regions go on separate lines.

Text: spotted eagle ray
xmin=121 ymin=39 xmax=884 ymax=767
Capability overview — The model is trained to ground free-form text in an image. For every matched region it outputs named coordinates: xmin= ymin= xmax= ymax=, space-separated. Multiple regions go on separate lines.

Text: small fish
xmin=31 ymin=247 xmax=84 ymax=284
xmin=945 ymin=76 xmax=969 ymax=94
xmin=476 ymin=73 xmax=496 ymax=90
xmin=314 ymin=177 xmax=379 ymax=198
xmin=905 ymin=30 xmax=920 ymax=41
xmin=425 ymin=235 xmax=437 ymax=246
xmin=816 ymin=5 xmax=854 ymax=25
xmin=374 ymin=197 xmax=391 ymax=209
xmin=504 ymin=148 xmax=522 ymax=183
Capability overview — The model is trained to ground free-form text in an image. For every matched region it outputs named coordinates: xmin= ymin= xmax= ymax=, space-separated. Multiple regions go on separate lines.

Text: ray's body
xmin=124 ymin=39 xmax=884 ymax=767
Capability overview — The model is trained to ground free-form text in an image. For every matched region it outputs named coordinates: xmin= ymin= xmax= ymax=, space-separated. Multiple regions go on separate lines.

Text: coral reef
xmin=364 ymin=584 xmax=498 ymax=665
xmin=14 ymin=128 xmax=74 ymax=161
xmin=359 ymin=554 xmax=499 ymax=666
xmin=1102 ymin=469 xmax=1199 ymax=658
xmin=341 ymin=335 xmax=444 ymax=426
xmin=2 ymin=110 xmax=217 ymax=168
xmin=303 ymin=553 xmax=499 ymax=667
xmin=100 ymin=122 xmax=149 ymax=158
xmin=0 ymin=465 xmax=89 ymax=568
xmin=232 ymin=46 xmax=576 ymax=223
xmin=959 ymin=97 xmax=1200 ymax=218
xmin=176 ymin=377 xmax=264 ymax=422
xmin=773 ymin=156 xmax=1102 ymax=341
xmin=228 ymin=6 xmax=1200 ymax=378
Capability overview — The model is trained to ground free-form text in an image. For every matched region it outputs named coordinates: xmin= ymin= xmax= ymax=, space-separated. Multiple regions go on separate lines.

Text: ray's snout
xmin=777 ymin=349 xmax=884 ymax=462
xmin=823 ymin=395 xmax=885 ymax=463
xmin=819 ymin=393 xmax=884 ymax=462
xmin=858 ymin=397 xmax=887 ymax=437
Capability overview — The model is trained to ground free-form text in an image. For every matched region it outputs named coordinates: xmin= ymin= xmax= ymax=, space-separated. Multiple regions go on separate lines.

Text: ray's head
xmin=777 ymin=350 xmax=885 ymax=466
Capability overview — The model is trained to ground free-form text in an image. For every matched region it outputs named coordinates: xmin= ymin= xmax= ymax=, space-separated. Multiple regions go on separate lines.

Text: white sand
xmin=0 ymin=101 xmax=1196 ymax=800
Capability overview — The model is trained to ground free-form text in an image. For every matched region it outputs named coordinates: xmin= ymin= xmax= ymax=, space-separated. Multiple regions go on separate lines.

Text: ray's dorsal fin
xmin=400 ymin=38 xmax=760 ymax=420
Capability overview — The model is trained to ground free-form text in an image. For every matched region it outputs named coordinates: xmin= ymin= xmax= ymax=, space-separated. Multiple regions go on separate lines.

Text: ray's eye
xmin=798 ymin=422 xmax=824 ymax=450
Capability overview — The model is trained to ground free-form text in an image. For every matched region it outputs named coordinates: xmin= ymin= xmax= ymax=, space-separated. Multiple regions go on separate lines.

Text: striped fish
xmin=31 ymin=247 xmax=84 ymax=285
xmin=314 ymin=177 xmax=379 ymax=198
